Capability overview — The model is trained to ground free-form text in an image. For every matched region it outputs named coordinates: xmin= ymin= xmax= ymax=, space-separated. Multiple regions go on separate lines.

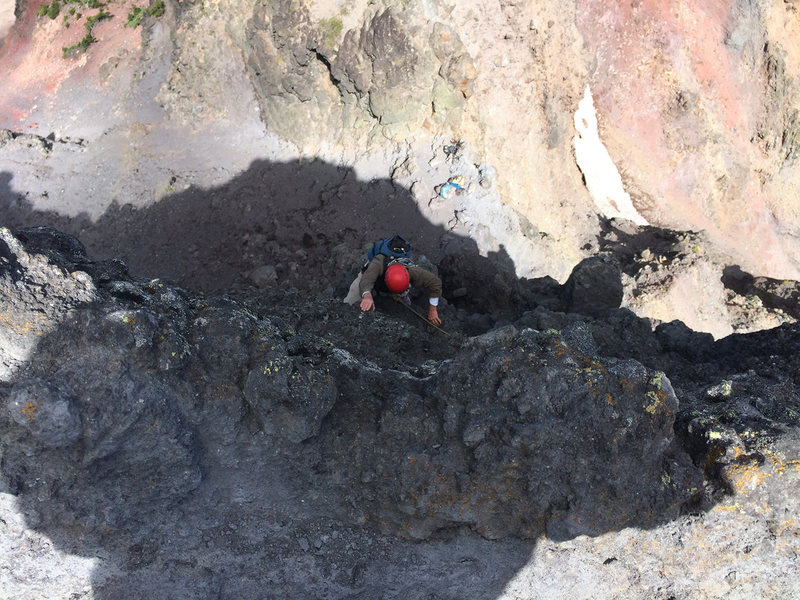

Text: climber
xmin=344 ymin=235 xmax=444 ymax=326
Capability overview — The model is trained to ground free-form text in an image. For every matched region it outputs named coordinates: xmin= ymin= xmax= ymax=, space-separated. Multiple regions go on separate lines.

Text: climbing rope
xmin=393 ymin=296 xmax=450 ymax=336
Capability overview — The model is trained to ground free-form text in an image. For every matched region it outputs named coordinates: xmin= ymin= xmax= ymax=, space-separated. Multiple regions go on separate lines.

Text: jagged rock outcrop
xmin=246 ymin=2 xmax=475 ymax=141
xmin=0 ymin=227 xmax=97 ymax=379
xmin=340 ymin=323 xmax=701 ymax=541
xmin=1 ymin=227 xmax=798 ymax=599
xmin=0 ymin=227 xmax=698 ymax=539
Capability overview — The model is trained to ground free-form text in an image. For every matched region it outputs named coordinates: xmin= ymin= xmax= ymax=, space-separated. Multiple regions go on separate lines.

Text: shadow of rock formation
xmin=2 ymin=159 xmax=797 ymax=598
xmin=0 ymin=158 xmax=567 ymax=334
xmin=2 ymin=158 xmax=528 ymax=299
xmin=722 ymin=264 xmax=800 ymax=320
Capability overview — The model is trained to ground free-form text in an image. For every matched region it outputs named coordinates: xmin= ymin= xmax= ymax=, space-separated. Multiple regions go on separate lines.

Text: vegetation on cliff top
xmin=35 ymin=0 xmax=165 ymax=58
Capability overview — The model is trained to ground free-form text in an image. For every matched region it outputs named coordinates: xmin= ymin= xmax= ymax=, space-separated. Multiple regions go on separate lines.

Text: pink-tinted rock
xmin=577 ymin=0 xmax=800 ymax=279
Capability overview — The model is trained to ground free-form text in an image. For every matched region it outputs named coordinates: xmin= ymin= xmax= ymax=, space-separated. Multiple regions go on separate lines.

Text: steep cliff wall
xmin=4 ymin=3 xmax=800 ymax=598
xmin=2 ymin=0 xmax=799 ymax=303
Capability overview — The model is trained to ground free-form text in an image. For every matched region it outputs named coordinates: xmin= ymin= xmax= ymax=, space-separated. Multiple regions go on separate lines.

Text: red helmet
xmin=385 ymin=264 xmax=410 ymax=293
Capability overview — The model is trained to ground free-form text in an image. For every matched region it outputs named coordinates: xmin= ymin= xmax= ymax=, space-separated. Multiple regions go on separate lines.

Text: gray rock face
xmin=3 ymin=0 xmax=800 ymax=334
xmin=245 ymin=1 xmax=474 ymax=141
xmin=0 ymin=227 xmax=97 ymax=379
xmin=244 ymin=333 xmax=338 ymax=443
xmin=3 ymin=303 xmax=203 ymax=532
xmin=1 ymin=227 xmax=799 ymax=599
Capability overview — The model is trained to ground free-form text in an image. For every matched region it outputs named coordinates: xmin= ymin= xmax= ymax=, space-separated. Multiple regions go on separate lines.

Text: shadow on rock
xmin=0 ymin=162 xmax=744 ymax=598
xmin=2 ymin=160 xmax=487 ymax=296
xmin=2 ymin=161 xmax=574 ymax=335
xmin=722 ymin=264 xmax=800 ymax=320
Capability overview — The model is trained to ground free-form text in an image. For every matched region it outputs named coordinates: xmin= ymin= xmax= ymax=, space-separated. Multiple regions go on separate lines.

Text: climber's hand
xmin=360 ymin=292 xmax=375 ymax=312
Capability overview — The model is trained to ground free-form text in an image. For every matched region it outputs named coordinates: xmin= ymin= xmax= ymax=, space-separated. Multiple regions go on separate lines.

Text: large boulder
xmin=319 ymin=323 xmax=701 ymax=540
xmin=561 ymin=255 xmax=623 ymax=317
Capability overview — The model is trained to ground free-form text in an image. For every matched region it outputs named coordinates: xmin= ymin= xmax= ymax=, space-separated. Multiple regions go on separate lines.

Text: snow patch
xmin=0 ymin=0 xmax=15 ymax=42
xmin=573 ymin=85 xmax=648 ymax=226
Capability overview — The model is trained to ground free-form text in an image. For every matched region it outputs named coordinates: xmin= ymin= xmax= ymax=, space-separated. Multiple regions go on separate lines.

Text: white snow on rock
xmin=573 ymin=85 xmax=648 ymax=226
xmin=0 ymin=0 xmax=14 ymax=41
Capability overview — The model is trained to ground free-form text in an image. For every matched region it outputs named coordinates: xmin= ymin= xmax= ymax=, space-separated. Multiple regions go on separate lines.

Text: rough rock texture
xmin=2 ymin=0 xmax=800 ymax=338
xmin=596 ymin=218 xmax=797 ymax=338
xmin=0 ymin=227 xmax=97 ymax=379
xmin=560 ymin=255 xmax=623 ymax=317
xmin=3 ymin=0 xmax=800 ymax=596
xmin=1 ymin=227 xmax=799 ymax=599
xmin=576 ymin=0 xmax=800 ymax=278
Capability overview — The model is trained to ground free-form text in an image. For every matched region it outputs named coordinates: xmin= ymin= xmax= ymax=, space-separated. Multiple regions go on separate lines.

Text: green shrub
xmin=127 ymin=1 xmax=166 ymax=28
xmin=39 ymin=0 xmax=167 ymax=58
xmin=149 ymin=0 xmax=165 ymax=18
xmin=62 ymin=32 xmax=95 ymax=57
xmin=319 ymin=17 xmax=343 ymax=47
xmin=47 ymin=1 xmax=62 ymax=20
xmin=85 ymin=7 xmax=111 ymax=30
xmin=60 ymin=4 xmax=110 ymax=58
xmin=126 ymin=6 xmax=145 ymax=28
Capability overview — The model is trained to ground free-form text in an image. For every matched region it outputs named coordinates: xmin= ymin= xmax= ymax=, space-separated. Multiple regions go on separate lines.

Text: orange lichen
xmin=21 ymin=400 xmax=38 ymax=420
xmin=0 ymin=311 xmax=47 ymax=335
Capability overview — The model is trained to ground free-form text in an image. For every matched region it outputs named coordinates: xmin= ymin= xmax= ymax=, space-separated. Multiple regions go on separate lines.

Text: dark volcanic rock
xmin=6 ymin=378 xmax=81 ymax=448
xmin=244 ymin=331 xmax=339 ymax=443
xmin=561 ymin=255 xmax=624 ymax=317
xmin=0 ymin=227 xmax=97 ymax=379
xmin=1 ymin=226 xmax=698 ymax=539
xmin=1 ymin=227 xmax=799 ymax=599
xmin=316 ymin=323 xmax=701 ymax=541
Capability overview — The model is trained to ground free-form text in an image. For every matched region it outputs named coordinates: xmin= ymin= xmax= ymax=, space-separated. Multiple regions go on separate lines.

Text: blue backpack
xmin=366 ymin=235 xmax=412 ymax=263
